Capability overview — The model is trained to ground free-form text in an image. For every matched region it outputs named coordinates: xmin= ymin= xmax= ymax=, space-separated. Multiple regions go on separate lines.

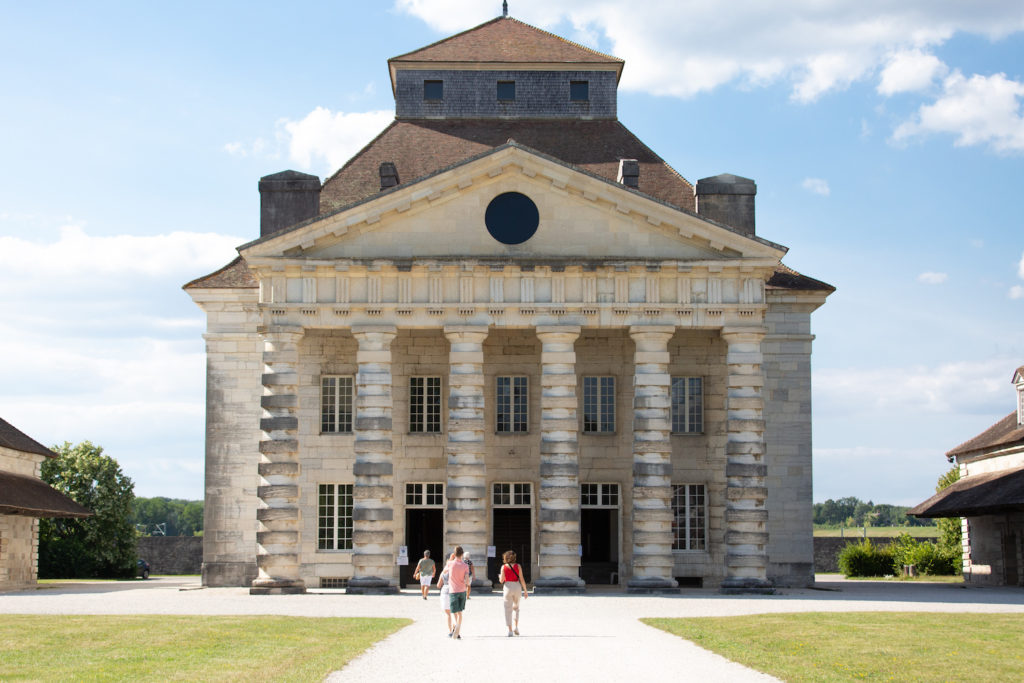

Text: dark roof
xmin=321 ymin=119 xmax=694 ymax=214
xmin=766 ymin=264 xmax=835 ymax=293
xmin=909 ymin=465 xmax=1024 ymax=518
xmin=0 ymin=470 xmax=92 ymax=518
xmin=947 ymin=412 xmax=1024 ymax=459
xmin=390 ymin=16 xmax=623 ymax=67
xmin=182 ymin=256 xmax=259 ymax=290
xmin=0 ymin=417 xmax=54 ymax=458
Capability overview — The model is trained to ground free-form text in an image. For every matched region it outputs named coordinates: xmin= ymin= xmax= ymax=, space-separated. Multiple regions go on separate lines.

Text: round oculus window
xmin=484 ymin=192 xmax=539 ymax=245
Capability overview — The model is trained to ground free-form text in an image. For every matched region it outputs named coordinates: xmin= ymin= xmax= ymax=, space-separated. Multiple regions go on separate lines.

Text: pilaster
xmin=347 ymin=324 xmax=400 ymax=594
xmin=627 ymin=325 xmax=680 ymax=593
xmin=721 ymin=326 xmax=773 ymax=594
xmin=534 ymin=325 xmax=585 ymax=593
xmin=252 ymin=325 xmax=305 ymax=594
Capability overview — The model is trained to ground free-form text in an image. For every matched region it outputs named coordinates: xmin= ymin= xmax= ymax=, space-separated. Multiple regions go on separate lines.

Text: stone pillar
xmin=721 ymin=326 xmax=772 ymax=594
xmin=347 ymin=325 xmax=399 ymax=594
xmin=627 ymin=325 xmax=680 ymax=593
xmin=534 ymin=325 xmax=585 ymax=593
xmin=252 ymin=325 xmax=305 ymax=594
xmin=444 ymin=325 xmax=489 ymax=587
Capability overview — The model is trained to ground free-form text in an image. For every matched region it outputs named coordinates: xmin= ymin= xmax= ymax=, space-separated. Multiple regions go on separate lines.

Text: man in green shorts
xmin=447 ymin=546 xmax=470 ymax=639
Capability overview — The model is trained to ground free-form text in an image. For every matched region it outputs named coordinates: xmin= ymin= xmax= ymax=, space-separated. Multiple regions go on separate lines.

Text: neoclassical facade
xmin=186 ymin=15 xmax=832 ymax=594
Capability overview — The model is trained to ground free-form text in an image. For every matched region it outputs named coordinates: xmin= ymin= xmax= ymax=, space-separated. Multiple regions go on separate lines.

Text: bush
xmin=838 ymin=539 xmax=894 ymax=577
xmin=890 ymin=533 xmax=959 ymax=575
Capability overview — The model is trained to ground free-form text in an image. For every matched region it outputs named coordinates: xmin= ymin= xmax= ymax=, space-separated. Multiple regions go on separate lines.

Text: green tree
xmin=179 ymin=500 xmax=204 ymax=536
xmin=936 ymin=465 xmax=962 ymax=566
xmin=39 ymin=441 xmax=136 ymax=578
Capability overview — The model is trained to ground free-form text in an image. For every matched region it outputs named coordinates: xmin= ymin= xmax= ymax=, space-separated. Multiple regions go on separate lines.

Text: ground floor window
xmin=672 ymin=483 xmax=706 ymax=551
xmin=318 ymin=484 xmax=353 ymax=550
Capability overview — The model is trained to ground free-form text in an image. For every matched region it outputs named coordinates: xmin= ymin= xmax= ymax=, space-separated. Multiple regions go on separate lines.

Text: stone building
xmin=911 ymin=367 xmax=1024 ymax=586
xmin=185 ymin=15 xmax=832 ymax=594
xmin=0 ymin=417 xmax=92 ymax=590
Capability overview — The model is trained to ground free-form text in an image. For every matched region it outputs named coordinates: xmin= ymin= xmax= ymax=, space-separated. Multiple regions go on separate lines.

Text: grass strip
xmin=643 ymin=612 xmax=1024 ymax=682
xmin=0 ymin=615 xmax=409 ymax=682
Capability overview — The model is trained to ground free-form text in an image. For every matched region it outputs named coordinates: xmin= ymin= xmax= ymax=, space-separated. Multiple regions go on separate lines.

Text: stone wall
xmin=137 ymin=536 xmax=203 ymax=575
xmin=813 ymin=536 xmax=935 ymax=573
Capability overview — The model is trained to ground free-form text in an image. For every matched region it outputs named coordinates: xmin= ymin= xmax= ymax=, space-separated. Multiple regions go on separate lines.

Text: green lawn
xmin=0 ymin=615 xmax=409 ymax=682
xmin=813 ymin=526 xmax=940 ymax=538
xmin=643 ymin=612 xmax=1024 ymax=682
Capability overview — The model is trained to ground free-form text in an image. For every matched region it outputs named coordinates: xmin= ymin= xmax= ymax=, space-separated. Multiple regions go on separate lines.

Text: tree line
xmin=813 ymin=497 xmax=935 ymax=527
xmin=132 ymin=496 xmax=203 ymax=537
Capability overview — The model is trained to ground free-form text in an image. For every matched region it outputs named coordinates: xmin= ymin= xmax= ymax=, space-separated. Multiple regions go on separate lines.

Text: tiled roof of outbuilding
xmin=766 ymin=264 xmax=835 ymax=292
xmin=182 ymin=256 xmax=258 ymax=290
xmin=0 ymin=417 xmax=55 ymax=458
xmin=0 ymin=470 xmax=93 ymax=518
xmin=947 ymin=412 xmax=1024 ymax=459
xmin=909 ymin=465 xmax=1024 ymax=518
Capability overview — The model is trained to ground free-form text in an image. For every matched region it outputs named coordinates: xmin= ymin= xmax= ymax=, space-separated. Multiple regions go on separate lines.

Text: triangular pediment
xmin=240 ymin=144 xmax=786 ymax=267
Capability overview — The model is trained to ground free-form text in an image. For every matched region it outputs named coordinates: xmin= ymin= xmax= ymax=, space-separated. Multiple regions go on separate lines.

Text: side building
xmin=185 ymin=15 xmax=833 ymax=594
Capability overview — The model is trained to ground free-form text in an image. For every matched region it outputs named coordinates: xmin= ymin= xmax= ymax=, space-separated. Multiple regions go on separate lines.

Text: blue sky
xmin=1 ymin=1 xmax=1022 ymax=505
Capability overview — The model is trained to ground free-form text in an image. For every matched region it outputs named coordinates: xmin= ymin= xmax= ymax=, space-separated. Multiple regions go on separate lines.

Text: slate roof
xmin=946 ymin=412 xmax=1024 ymax=459
xmin=909 ymin=465 xmax=1024 ymax=518
xmin=390 ymin=16 xmax=623 ymax=68
xmin=0 ymin=470 xmax=93 ymax=518
xmin=182 ymin=256 xmax=259 ymax=290
xmin=0 ymin=416 xmax=55 ymax=459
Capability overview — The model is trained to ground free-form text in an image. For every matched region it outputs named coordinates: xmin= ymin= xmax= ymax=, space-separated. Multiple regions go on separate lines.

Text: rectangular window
xmin=321 ymin=376 xmax=354 ymax=433
xmin=582 ymin=376 xmax=615 ymax=433
xmin=581 ymin=483 xmax=619 ymax=508
xmin=497 ymin=80 xmax=516 ymax=101
xmin=570 ymin=80 xmax=589 ymax=102
xmin=406 ymin=482 xmax=445 ymax=507
xmin=672 ymin=484 xmax=706 ymax=551
xmin=496 ymin=376 xmax=528 ymax=433
xmin=409 ymin=377 xmax=442 ymax=433
xmin=671 ymin=377 xmax=703 ymax=434
xmin=318 ymin=484 xmax=353 ymax=551
xmin=493 ymin=482 xmax=532 ymax=507
xmin=424 ymin=79 xmax=443 ymax=100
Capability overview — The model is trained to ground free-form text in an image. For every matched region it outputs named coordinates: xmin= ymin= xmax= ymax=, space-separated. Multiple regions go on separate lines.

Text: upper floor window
xmin=318 ymin=483 xmax=353 ymax=551
xmin=493 ymin=482 xmax=532 ymax=507
xmin=570 ymin=80 xmax=589 ymax=102
xmin=497 ymin=80 xmax=516 ymax=101
xmin=581 ymin=483 xmax=619 ymax=508
xmin=424 ymin=79 xmax=443 ymax=100
xmin=582 ymin=376 xmax=615 ymax=433
xmin=321 ymin=375 xmax=354 ymax=433
xmin=671 ymin=376 xmax=703 ymax=434
xmin=410 ymin=377 xmax=442 ymax=433
xmin=672 ymin=483 xmax=706 ymax=551
xmin=496 ymin=376 xmax=528 ymax=433
xmin=406 ymin=482 xmax=445 ymax=507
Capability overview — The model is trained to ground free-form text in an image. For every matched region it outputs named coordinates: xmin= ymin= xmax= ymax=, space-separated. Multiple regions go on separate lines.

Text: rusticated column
xmin=347 ymin=325 xmax=399 ymax=594
xmin=534 ymin=325 xmax=585 ymax=593
xmin=627 ymin=325 xmax=680 ymax=593
xmin=252 ymin=325 xmax=305 ymax=594
xmin=444 ymin=325 xmax=489 ymax=587
xmin=720 ymin=326 xmax=772 ymax=594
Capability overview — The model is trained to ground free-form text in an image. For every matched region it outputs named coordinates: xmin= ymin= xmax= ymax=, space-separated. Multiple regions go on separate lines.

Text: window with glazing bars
xmin=582 ymin=376 xmax=615 ymax=433
xmin=493 ymin=482 xmax=531 ymax=506
xmin=318 ymin=483 xmax=353 ymax=550
xmin=406 ymin=482 xmax=445 ymax=506
xmin=671 ymin=377 xmax=703 ymax=433
xmin=321 ymin=376 xmax=353 ymax=433
xmin=496 ymin=376 xmax=528 ymax=433
xmin=581 ymin=483 xmax=619 ymax=507
xmin=671 ymin=484 xmax=706 ymax=551
xmin=409 ymin=377 xmax=441 ymax=433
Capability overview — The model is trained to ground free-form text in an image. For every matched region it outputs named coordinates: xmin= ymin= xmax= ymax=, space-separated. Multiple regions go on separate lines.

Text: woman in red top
xmin=499 ymin=549 xmax=528 ymax=636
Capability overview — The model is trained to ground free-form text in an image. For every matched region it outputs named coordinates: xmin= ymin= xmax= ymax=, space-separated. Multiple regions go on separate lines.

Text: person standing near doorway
xmin=447 ymin=546 xmax=471 ymax=639
xmin=413 ymin=549 xmax=435 ymax=600
xmin=463 ymin=552 xmax=474 ymax=599
xmin=499 ymin=549 xmax=528 ymax=636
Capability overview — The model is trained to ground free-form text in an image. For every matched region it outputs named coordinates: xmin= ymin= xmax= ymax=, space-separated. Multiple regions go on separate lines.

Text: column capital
xmin=720 ymin=326 xmax=767 ymax=344
xmin=257 ymin=324 xmax=305 ymax=342
xmin=351 ymin=324 xmax=398 ymax=339
xmin=628 ymin=325 xmax=676 ymax=343
xmin=443 ymin=324 xmax=490 ymax=343
xmin=536 ymin=325 xmax=581 ymax=342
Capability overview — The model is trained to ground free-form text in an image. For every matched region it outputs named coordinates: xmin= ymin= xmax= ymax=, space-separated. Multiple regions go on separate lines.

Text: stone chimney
xmin=695 ymin=173 xmax=756 ymax=236
xmin=617 ymin=159 xmax=639 ymax=188
xmin=258 ymin=170 xmax=321 ymax=237
xmin=379 ymin=162 xmax=399 ymax=190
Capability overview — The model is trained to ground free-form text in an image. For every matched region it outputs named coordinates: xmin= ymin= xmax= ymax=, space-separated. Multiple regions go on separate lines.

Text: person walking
xmin=463 ymin=552 xmax=474 ymax=599
xmin=499 ymin=549 xmax=528 ymax=637
xmin=447 ymin=546 xmax=471 ymax=640
xmin=436 ymin=552 xmax=455 ymax=637
xmin=413 ymin=549 xmax=435 ymax=600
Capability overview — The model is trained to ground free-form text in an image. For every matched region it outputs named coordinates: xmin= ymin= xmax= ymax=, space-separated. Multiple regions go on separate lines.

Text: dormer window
xmin=424 ymin=80 xmax=443 ymax=101
xmin=1015 ymin=367 xmax=1024 ymax=426
xmin=570 ymin=80 xmax=589 ymax=102
xmin=497 ymin=80 xmax=516 ymax=101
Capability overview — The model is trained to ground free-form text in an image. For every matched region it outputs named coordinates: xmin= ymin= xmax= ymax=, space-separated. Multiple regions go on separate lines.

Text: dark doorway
xmin=490 ymin=508 xmax=531 ymax=584
xmin=580 ymin=508 xmax=619 ymax=585
xmin=1003 ymin=531 xmax=1020 ymax=586
xmin=401 ymin=509 xmax=444 ymax=588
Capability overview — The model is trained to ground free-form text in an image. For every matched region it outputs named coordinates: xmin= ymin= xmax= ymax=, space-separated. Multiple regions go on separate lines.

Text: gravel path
xmin=4 ymin=575 xmax=1023 ymax=681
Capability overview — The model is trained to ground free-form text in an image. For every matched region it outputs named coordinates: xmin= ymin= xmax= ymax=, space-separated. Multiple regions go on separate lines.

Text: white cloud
xmin=282 ymin=107 xmax=394 ymax=174
xmin=1018 ymin=251 xmax=1024 ymax=278
xmin=801 ymin=177 xmax=830 ymax=196
xmin=893 ymin=71 xmax=1024 ymax=152
xmin=1010 ymin=285 xmax=1024 ymax=300
xmin=917 ymin=271 xmax=948 ymax=285
xmin=878 ymin=49 xmax=947 ymax=95
xmin=393 ymin=0 xmax=1024 ymax=101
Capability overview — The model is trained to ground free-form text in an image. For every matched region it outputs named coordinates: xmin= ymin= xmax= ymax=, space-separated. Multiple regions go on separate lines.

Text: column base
xmin=719 ymin=577 xmax=775 ymax=595
xmin=626 ymin=576 xmax=680 ymax=594
xmin=469 ymin=578 xmax=493 ymax=594
xmin=346 ymin=577 xmax=400 ymax=595
xmin=533 ymin=576 xmax=587 ymax=595
xmin=249 ymin=578 xmax=306 ymax=595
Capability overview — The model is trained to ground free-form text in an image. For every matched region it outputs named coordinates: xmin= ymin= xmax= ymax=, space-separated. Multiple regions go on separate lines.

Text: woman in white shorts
xmin=436 ymin=552 xmax=455 ymax=636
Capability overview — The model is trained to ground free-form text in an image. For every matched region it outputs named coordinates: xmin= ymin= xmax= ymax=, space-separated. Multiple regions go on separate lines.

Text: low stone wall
xmin=136 ymin=536 xmax=202 ymax=575
xmin=814 ymin=536 xmax=934 ymax=573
